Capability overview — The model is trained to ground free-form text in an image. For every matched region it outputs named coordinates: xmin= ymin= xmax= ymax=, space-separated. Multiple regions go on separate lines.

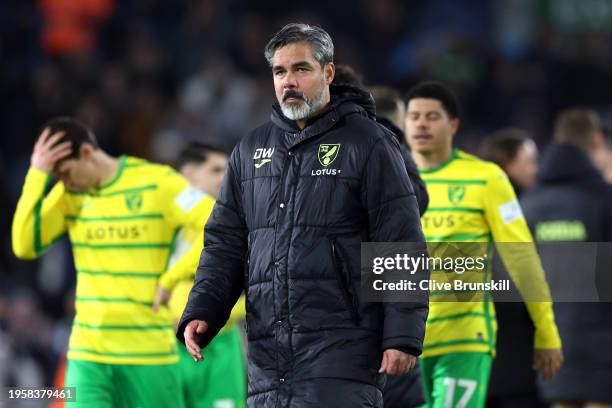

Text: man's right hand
xmin=534 ymin=347 xmax=563 ymax=381
xmin=184 ymin=319 xmax=209 ymax=362
xmin=31 ymin=128 xmax=72 ymax=173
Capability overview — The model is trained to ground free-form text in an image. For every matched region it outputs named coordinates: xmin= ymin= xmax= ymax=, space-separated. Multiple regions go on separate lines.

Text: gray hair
xmin=264 ymin=23 xmax=334 ymax=67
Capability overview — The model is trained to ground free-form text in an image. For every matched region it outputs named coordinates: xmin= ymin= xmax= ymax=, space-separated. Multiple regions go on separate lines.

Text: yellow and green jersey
xmin=165 ymin=226 xmax=247 ymax=334
xmin=12 ymin=156 xmax=215 ymax=365
xmin=419 ymin=148 xmax=561 ymax=357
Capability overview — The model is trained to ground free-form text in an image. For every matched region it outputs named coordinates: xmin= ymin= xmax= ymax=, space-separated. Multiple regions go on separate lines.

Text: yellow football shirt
xmin=419 ymin=148 xmax=561 ymax=357
xmin=164 ymin=225 xmax=247 ymax=333
xmin=12 ymin=156 xmax=215 ymax=365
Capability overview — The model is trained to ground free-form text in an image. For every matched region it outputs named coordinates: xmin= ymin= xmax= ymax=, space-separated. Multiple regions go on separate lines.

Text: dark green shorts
xmin=65 ymin=359 xmax=184 ymax=408
xmin=420 ymin=352 xmax=492 ymax=408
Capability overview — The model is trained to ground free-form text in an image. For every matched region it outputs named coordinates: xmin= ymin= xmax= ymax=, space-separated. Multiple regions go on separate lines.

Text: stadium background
xmin=1 ymin=0 xmax=612 ymax=401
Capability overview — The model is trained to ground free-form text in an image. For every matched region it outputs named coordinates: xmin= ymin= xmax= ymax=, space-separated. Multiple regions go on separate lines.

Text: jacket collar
xmin=270 ymin=84 xmax=375 ymax=148
xmin=537 ymin=143 xmax=604 ymax=185
xmin=376 ymin=117 xmax=408 ymax=147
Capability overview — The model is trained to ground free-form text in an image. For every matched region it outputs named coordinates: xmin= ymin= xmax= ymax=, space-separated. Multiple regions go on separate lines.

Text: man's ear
xmin=450 ymin=118 xmax=461 ymax=137
xmin=324 ymin=62 xmax=335 ymax=85
xmin=593 ymin=131 xmax=605 ymax=150
xmin=79 ymin=143 xmax=95 ymax=159
xmin=590 ymin=131 xmax=608 ymax=172
xmin=181 ymin=163 xmax=195 ymax=180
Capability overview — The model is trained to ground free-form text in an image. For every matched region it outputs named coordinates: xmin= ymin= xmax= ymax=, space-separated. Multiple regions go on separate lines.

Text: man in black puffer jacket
xmin=177 ymin=23 xmax=428 ymax=407
xmin=521 ymin=108 xmax=612 ymax=407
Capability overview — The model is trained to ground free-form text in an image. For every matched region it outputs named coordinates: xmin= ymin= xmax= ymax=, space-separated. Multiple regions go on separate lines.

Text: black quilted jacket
xmin=177 ymin=85 xmax=428 ymax=407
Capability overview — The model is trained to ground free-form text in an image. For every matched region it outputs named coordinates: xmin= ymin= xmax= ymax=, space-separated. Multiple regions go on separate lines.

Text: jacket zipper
xmin=277 ymin=143 xmax=295 ymax=213
xmin=331 ymin=239 xmax=359 ymax=326
xmin=275 ymin=139 xmax=296 ymax=333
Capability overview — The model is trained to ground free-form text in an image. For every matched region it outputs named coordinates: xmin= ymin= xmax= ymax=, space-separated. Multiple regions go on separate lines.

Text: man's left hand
xmin=379 ymin=349 xmax=417 ymax=375
xmin=152 ymin=286 xmax=171 ymax=312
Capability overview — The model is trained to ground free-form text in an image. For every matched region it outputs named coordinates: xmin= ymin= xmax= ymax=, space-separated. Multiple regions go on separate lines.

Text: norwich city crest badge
xmin=318 ymin=144 xmax=340 ymax=167
xmin=125 ymin=192 xmax=143 ymax=213
xmin=448 ymin=186 xmax=465 ymax=206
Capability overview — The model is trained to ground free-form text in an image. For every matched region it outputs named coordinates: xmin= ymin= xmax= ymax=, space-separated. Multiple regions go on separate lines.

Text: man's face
xmin=591 ymin=131 xmax=609 ymax=178
xmin=53 ymin=154 xmax=99 ymax=192
xmin=271 ymin=42 xmax=333 ymax=121
xmin=182 ymin=152 xmax=228 ymax=197
xmin=506 ymin=140 xmax=538 ymax=191
xmin=405 ymin=98 xmax=459 ymax=155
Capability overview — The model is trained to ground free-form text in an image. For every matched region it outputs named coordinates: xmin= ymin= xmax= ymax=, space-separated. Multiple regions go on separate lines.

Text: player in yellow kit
xmin=152 ymin=142 xmax=247 ymax=408
xmin=12 ymin=117 xmax=215 ymax=408
xmin=404 ymin=82 xmax=563 ymax=408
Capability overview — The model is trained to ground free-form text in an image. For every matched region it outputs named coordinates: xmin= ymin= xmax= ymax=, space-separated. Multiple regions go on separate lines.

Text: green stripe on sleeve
xmin=163 ymin=228 xmax=181 ymax=270
xmin=34 ymin=197 xmax=42 ymax=253
xmin=39 ymin=233 xmax=67 ymax=254
xmin=77 ymin=269 xmax=161 ymax=279
xmin=73 ymin=322 xmax=172 ymax=330
xmin=75 ymin=297 xmax=153 ymax=307
xmin=33 ymin=173 xmax=53 ymax=254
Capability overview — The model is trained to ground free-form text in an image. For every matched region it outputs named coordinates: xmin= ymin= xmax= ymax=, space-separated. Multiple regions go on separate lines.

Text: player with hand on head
xmin=12 ymin=117 xmax=215 ymax=408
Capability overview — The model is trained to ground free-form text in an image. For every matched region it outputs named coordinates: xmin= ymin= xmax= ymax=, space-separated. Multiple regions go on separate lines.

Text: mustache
xmin=283 ymin=90 xmax=306 ymax=102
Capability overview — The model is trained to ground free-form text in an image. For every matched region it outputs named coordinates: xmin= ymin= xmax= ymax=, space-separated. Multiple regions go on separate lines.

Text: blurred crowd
xmin=3 ymin=0 xmax=612 ymax=398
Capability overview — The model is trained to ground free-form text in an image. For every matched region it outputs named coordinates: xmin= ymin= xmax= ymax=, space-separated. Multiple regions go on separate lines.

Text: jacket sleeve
xmin=176 ymin=147 xmax=247 ymax=348
xmin=222 ymin=295 xmax=246 ymax=332
xmin=361 ymin=135 xmax=429 ymax=356
xmin=12 ymin=167 xmax=67 ymax=259
xmin=399 ymin=144 xmax=429 ymax=215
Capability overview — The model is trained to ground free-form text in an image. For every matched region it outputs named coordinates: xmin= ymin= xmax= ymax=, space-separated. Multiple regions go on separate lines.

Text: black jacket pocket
xmin=331 ymin=239 xmax=359 ymax=326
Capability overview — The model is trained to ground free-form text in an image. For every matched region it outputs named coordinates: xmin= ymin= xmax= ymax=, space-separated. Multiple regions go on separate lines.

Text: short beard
xmin=280 ymin=86 xmax=326 ymax=121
